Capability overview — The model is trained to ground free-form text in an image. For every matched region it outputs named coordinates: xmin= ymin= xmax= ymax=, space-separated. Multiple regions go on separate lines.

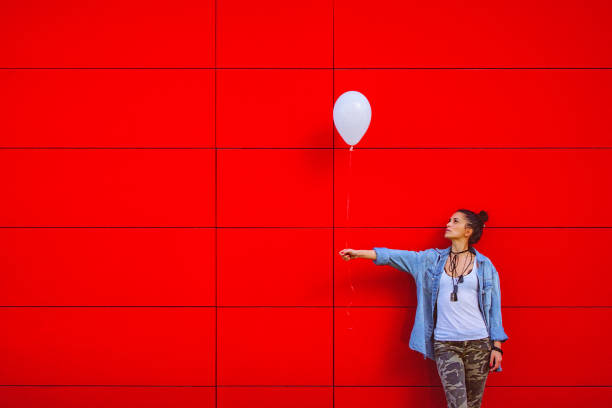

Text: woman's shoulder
xmin=472 ymin=247 xmax=493 ymax=264
xmin=474 ymin=252 xmax=499 ymax=276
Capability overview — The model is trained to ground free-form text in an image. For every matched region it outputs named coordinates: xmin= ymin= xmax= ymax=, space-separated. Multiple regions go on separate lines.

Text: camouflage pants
xmin=433 ymin=337 xmax=492 ymax=408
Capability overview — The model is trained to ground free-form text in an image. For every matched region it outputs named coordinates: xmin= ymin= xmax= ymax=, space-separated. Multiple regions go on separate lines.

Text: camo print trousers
xmin=433 ymin=337 xmax=492 ymax=408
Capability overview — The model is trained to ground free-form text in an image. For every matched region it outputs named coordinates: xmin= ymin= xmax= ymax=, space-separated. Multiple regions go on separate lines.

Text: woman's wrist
xmin=493 ymin=341 xmax=502 ymax=348
xmin=359 ymin=249 xmax=376 ymax=260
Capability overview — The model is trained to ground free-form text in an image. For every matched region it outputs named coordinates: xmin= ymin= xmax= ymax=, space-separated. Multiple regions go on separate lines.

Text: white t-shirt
xmin=434 ymin=257 xmax=489 ymax=341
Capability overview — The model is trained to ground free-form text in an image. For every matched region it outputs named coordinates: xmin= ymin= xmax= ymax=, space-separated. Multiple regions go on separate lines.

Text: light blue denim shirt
xmin=372 ymin=245 xmax=508 ymax=372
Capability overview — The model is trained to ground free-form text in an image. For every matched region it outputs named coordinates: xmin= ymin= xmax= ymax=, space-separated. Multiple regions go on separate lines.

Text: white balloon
xmin=333 ymin=91 xmax=372 ymax=147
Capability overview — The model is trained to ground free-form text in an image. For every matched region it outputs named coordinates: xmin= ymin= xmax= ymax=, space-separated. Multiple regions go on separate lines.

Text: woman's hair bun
xmin=478 ymin=210 xmax=489 ymax=224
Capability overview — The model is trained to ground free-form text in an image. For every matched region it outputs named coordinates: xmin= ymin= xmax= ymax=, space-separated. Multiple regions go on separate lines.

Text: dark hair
xmin=456 ymin=209 xmax=488 ymax=246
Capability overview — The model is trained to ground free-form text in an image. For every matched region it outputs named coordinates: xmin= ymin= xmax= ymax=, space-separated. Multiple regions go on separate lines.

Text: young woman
xmin=339 ymin=209 xmax=508 ymax=408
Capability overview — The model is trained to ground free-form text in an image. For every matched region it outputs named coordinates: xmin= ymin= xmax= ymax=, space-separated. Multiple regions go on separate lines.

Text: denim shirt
xmin=372 ymin=245 xmax=508 ymax=372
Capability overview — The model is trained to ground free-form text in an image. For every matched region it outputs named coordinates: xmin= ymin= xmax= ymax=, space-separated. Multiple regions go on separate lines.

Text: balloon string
xmin=345 ymin=145 xmax=355 ymax=330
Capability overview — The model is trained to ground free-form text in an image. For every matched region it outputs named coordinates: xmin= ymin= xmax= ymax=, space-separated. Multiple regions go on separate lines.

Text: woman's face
xmin=444 ymin=212 xmax=471 ymax=239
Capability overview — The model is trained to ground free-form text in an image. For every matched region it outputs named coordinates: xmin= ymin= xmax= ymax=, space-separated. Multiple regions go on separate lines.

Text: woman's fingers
xmin=338 ymin=250 xmax=347 ymax=260
xmin=338 ymin=249 xmax=354 ymax=261
xmin=489 ymin=351 xmax=501 ymax=372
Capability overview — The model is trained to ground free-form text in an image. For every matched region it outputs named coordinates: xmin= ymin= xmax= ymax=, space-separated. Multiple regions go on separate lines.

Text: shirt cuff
xmin=372 ymin=247 xmax=389 ymax=266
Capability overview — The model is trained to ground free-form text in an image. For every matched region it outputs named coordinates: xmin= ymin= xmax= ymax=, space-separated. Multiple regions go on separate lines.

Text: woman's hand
xmin=489 ymin=350 xmax=502 ymax=372
xmin=339 ymin=249 xmax=360 ymax=261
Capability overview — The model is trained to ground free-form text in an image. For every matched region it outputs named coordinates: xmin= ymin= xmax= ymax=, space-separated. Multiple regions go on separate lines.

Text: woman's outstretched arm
xmin=339 ymin=247 xmax=433 ymax=281
xmin=338 ymin=249 xmax=376 ymax=260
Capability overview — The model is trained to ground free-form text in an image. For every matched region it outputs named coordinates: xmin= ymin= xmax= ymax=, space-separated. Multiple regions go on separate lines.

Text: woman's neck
xmin=451 ymin=242 xmax=469 ymax=253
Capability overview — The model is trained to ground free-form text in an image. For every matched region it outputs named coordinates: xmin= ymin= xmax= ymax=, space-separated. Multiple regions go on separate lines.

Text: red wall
xmin=1 ymin=0 xmax=611 ymax=407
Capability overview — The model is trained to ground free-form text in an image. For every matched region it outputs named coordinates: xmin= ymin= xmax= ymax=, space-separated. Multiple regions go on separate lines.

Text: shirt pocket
xmin=482 ymin=279 xmax=493 ymax=306
xmin=423 ymin=266 xmax=435 ymax=294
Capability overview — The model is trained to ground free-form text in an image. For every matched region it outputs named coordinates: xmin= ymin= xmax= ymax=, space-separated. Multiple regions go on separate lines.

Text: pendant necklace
xmin=448 ymin=247 xmax=474 ymax=302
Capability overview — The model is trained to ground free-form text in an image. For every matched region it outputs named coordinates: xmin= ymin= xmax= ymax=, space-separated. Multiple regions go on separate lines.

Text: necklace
xmin=448 ymin=247 xmax=474 ymax=302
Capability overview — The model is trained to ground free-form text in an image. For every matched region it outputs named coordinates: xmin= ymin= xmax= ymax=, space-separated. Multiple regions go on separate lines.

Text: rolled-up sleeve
xmin=372 ymin=247 xmax=430 ymax=280
xmin=372 ymin=247 xmax=390 ymax=266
